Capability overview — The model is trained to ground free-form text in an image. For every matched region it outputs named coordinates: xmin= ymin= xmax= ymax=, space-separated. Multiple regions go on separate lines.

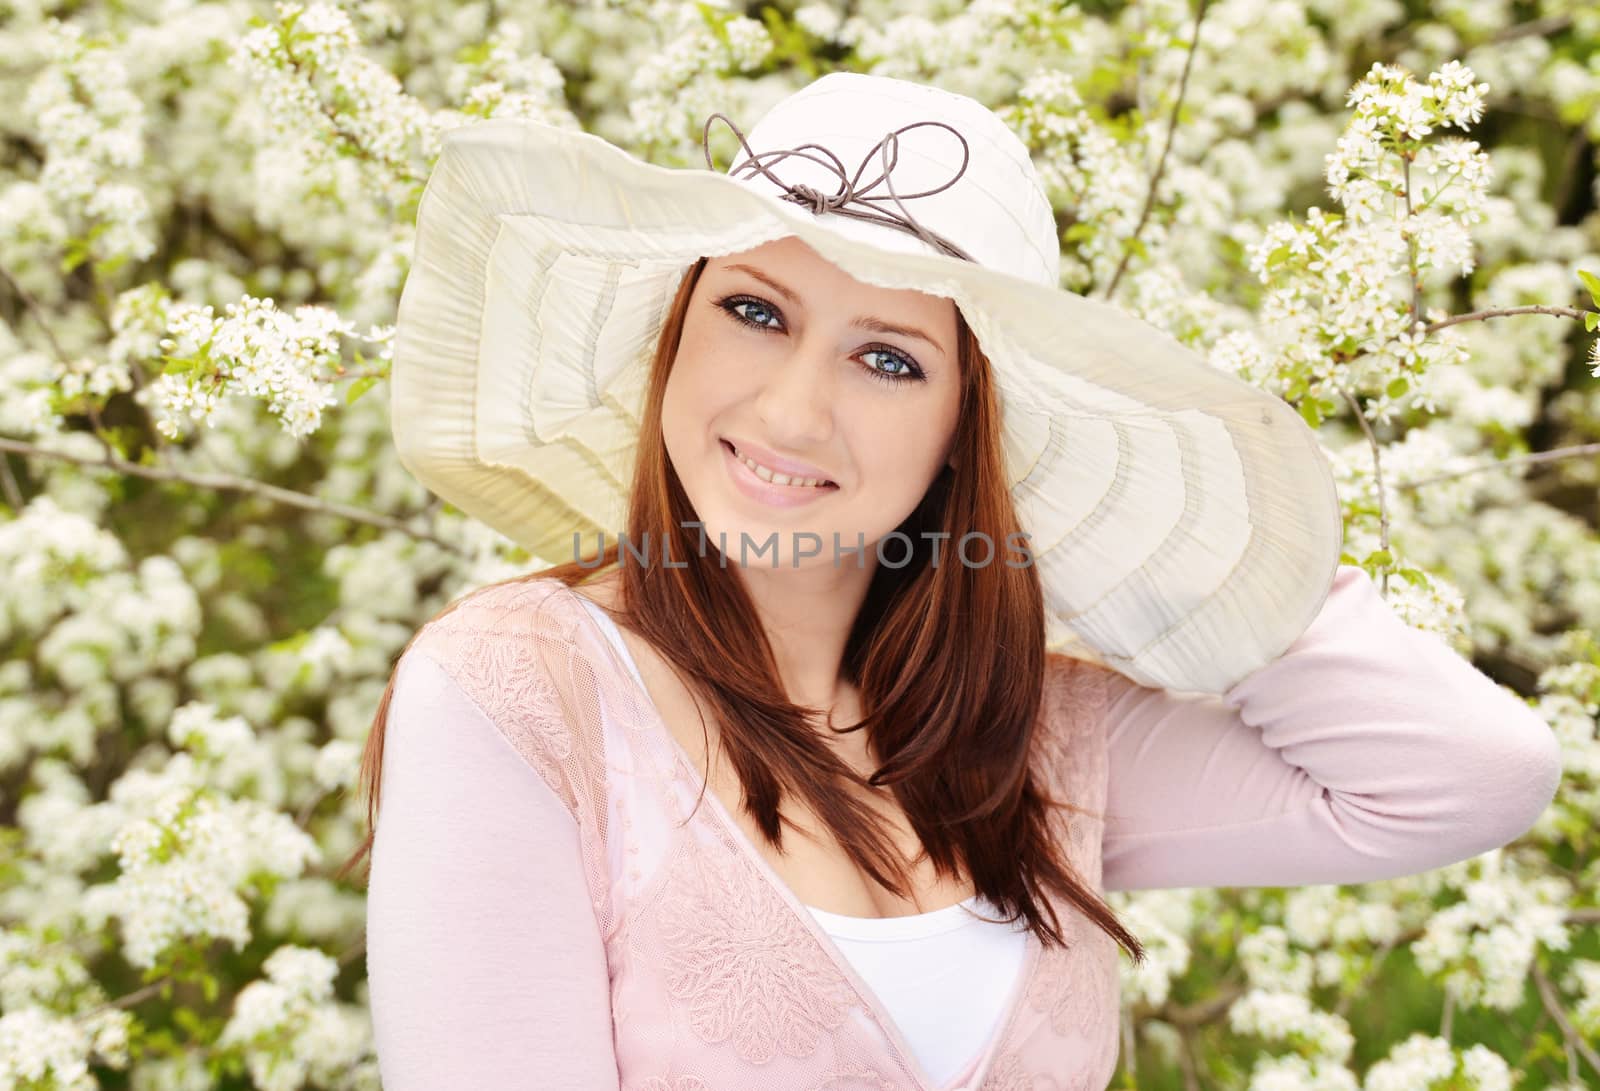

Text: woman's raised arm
xmin=365 ymin=647 xmax=621 ymax=1089
xmin=1098 ymin=565 xmax=1563 ymax=892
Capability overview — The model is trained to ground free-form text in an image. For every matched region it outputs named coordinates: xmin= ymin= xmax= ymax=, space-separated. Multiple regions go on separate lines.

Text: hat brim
xmin=392 ymin=117 xmax=1343 ymax=694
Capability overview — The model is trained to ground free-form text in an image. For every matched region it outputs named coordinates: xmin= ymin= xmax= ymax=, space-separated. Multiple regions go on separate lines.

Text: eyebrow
xmin=723 ymin=263 xmax=946 ymax=354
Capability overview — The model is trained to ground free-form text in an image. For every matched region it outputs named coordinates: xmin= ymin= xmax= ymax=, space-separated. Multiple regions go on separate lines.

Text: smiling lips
xmin=720 ymin=439 xmax=839 ymax=509
xmin=721 ymin=439 xmax=837 ymax=488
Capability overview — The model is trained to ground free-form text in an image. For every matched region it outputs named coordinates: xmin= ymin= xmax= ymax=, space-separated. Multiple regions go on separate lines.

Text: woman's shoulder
xmin=1041 ymin=651 xmax=1114 ymax=724
xmin=396 ymin=574 xmax=620 ymax=712
xmin=411 ymin=574 xmax=587 ymax=656
xmin=396 ymin=574 xmax=613 ymax=815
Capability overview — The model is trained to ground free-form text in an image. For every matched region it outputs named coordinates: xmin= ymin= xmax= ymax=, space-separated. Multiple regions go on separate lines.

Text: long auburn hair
xmin=340 ymin=255 xmax=1146 ymax=964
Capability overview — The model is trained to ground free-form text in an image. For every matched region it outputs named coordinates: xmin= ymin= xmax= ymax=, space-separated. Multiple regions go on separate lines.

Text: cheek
xmin=665 ymin=352 xmax=727 ymax=420
xmin=662 ymin=346 xmax=744 ymax=451
xmin=669 ymin=317 xmax=770 ymax=413
xmin=843 ymin=407 xmax=947 ymax=488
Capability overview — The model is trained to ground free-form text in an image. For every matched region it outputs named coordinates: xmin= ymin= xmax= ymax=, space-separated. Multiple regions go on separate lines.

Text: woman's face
xmin=661 ymin=235 xmax=962 ymax=571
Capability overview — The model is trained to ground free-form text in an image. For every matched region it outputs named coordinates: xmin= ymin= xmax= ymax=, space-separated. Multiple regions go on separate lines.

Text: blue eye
xmin=860 ymin=347 xmax=921 ymax=386
xmin=712 ymin=293 xmax=927 ymax=386
xmin=720 ymin=295 xmax=782 ymax=331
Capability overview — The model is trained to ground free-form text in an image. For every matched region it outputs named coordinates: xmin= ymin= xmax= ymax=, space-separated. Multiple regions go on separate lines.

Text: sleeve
xmin=364 ymin=646 xmax=621 ymax=1090
xmin=1099 ymin=564 xmax=1564 ymax=892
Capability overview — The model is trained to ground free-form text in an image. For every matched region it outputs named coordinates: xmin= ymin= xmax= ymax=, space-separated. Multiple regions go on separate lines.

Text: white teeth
xmin=733 ymin=446 xmax=830 ymax=488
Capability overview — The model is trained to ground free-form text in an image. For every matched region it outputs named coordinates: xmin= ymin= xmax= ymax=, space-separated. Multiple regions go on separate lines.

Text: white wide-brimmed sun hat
xmin=390 ymin=70 xmax=1343 ymax=696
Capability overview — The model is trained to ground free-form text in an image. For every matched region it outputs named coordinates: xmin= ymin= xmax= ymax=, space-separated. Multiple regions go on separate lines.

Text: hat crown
xmin=725 ymin=73 xmax=1061 ymax=287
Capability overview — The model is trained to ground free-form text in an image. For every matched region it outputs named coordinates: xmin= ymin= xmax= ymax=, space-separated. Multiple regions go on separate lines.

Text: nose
xmin=752 ymin=332 xmax=836 ymax=447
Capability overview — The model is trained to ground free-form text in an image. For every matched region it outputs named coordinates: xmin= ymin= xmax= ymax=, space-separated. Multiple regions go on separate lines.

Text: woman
xmin=345 ymin=73 xmax=1562 ymax=1090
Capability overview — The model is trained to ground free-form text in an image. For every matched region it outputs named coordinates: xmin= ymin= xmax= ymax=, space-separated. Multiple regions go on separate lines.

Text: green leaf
xmin=94 ymin=252 xmax=132 ymax=279
xmin=695 ymin=1 xmax=732 ymax=48
xmin=174 ymin=1007 xmax=207 ymax=1035
xmin=161 ymin=354 xmax=209 ymax=376
xmin=345 ymin=375 xmax=380 ymax=405
xmin=456 ymin=41 xmax=493 ymax=67
xmin=1298 ymin=398 xmax=1323 ymax=429
xmin=60 ymin=239 xmax=89 ymax=274
xmin=1386 ymin=377 xmax=1409 ymax=398
xmin=1578 ymin=268 xmax=1600 ymax=309
xmin=1585 ymin=311 xmax=1598 ymax=333
xmin=1365 ymin=548 xmax=1393 ymax=567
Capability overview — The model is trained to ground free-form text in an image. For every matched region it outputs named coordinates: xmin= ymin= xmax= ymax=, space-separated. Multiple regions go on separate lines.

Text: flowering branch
xmin=281 ymin=54 xmax=426 ymax=190
xmin=1402 ymin=152 xmax=1422 ymax=336
xmin=0 ymin=435 xmax=462 ymax=553
xmin=1 ymin=261 xmax=125 ymax=467
xmin=1103 ymin=0 xmax=1212 ymax=303
xmin=232 ymin=1 xmax=434 ymax=208
xmin=1255 ymin=58 xmax=1600 ymax=588
xmin=1354 ymin=294 xmax=1598 ymax=532
xmin=83 ymin=935 xmax=366 ymax=1026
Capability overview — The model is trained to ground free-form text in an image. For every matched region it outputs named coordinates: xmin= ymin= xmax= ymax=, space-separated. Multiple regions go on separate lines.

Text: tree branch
xmin=1486 ymin=14 xmax=1572 ymax=46
xmin=1160 ymin=980 xmax=1246 ymax=1027
xmin=1340 ymin=387 xmax=1391 ymax=595
xmin=1531 ymin=959 xmax=1600 ymax=1082
xmin=1396 ymin=443 xmax=1600 ymax=491
xmin=0 ymin=434 xmax=462 ymax=554
xmin=0 ymin=453 xmax=22 ymax=511
xmin=1103 ymin=0 xmax=1211 ymax=302
xmin=1176 ymin=1020 xmax=1202 ymax=1091
xmin=1424 ymin=304 xmax=1588 ymax=334
xmin=0 ymin=262 xmax=71 ymax=364
xmin=1335 ymin=930 xmax=1404 ymax=1020
xmin=1 ymin=262 xmax=141 ymax=469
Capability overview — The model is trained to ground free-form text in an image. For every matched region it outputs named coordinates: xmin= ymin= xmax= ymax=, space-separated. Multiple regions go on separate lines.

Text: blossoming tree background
xmin=1 ymin=0 xmax=1598 ymax=1087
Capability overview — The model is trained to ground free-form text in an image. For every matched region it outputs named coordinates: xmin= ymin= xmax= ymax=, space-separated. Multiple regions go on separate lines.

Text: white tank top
xmin=574 ymin=595 xmax=1030 ymax=1086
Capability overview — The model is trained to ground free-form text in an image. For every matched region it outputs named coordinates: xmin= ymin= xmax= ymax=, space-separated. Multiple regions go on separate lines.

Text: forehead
xmin=704 ymin=238 xmax=957 ymax=319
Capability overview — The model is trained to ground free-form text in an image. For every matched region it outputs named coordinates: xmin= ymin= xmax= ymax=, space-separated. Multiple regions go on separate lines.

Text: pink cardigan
xmin=363 ymin=566 xmax=1561 ymax=1091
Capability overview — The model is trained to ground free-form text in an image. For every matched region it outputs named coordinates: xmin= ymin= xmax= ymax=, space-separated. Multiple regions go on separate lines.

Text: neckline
xmin=807 ymin=894 xmax=999 ymax=942
xmin=562 ymin=582 xmax=1038 ymax=1091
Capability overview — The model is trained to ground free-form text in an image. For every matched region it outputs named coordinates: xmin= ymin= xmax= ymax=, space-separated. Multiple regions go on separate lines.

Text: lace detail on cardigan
xmin=657 ymin=843 xmax=857 ymax=1062
xmin=809 ymin=1065 xmax=906 ymax=1090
